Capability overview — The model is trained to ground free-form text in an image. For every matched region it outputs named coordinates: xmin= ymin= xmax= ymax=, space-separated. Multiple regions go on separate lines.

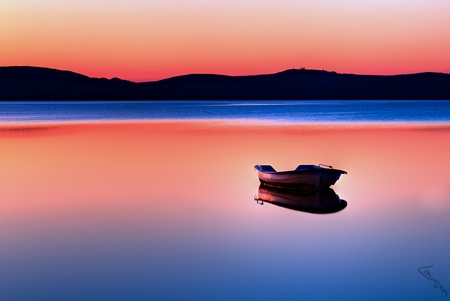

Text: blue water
xmin=1 ymin=100 xmax=450 ymax=123
xmin=1 ymin=100 xmax=450 ymax=301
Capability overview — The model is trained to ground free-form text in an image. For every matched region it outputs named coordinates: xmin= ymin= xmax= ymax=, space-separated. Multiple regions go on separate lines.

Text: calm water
xmin=1 ymin=100 xmax=450 ymax=123
xmin=1 ymin=101 xmax=450 ymax=300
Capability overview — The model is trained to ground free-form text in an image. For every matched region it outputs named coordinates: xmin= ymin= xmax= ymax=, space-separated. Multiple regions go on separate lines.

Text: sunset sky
xmin=2 ymin=0 xmax=450 ymax=81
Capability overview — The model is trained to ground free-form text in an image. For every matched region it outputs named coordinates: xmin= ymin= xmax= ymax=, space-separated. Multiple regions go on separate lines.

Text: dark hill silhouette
xmin=1 ymin=66 xmax=450 ymax=100
xmin=0 ymin=66 xmax=137 ymax=100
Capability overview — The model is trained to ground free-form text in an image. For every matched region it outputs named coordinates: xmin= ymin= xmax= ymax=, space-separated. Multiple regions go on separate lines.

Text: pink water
xmin=1 ymin=121 xmax=449 ymax=300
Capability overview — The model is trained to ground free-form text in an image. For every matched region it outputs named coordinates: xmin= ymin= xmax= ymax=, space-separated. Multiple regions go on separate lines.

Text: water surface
xmin=1 ymin=100 xmax=450 ymax=123
xmin=0 ymin=101 xmax=449 ymax=300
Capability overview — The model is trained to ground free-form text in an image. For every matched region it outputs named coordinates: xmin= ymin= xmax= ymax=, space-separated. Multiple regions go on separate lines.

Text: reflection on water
xmin=1 ymin=121 xmax=450 ymax=300
xmin=255 ymin=185 xmax=347 ymax=214
xmin=0 ymin=124 xmax=60 ymax=133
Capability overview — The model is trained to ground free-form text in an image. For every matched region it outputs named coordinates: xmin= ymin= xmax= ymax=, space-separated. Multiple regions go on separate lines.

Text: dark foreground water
xmin=0 ymin=101 xmax=449 ymax=300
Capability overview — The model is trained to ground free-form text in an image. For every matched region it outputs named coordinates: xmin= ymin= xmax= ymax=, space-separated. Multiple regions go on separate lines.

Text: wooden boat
xmin=254 ymin=164 xmax=346 ymax=189
xmin=254 ymin=185 xmax=347 ymax=214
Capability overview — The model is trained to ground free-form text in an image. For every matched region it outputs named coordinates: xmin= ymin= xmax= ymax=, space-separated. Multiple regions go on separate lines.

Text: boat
xmin=254 ymin=185 xmax=347 ymax=214
xmin=254 ymin=164 xmax=347 ymax=190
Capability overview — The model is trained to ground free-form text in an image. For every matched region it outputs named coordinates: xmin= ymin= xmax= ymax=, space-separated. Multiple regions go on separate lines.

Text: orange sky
xmin=1 ymin=1 xmax=450 ymax=81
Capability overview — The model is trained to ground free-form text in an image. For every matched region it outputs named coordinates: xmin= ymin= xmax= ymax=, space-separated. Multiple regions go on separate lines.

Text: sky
xmin=1 ymin=0 xmax=450 ymax=81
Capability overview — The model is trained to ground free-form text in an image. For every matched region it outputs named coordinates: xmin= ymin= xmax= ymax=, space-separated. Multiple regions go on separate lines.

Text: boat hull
xmin=255 ymin=164 xmax=346 ymax=190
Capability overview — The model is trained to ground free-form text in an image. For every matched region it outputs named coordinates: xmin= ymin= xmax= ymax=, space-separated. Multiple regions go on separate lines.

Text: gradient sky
xmin=2 ymin=0 xmax=450 ymax=81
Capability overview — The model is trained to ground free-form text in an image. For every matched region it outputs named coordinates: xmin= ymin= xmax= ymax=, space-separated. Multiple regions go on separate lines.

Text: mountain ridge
xmin=1 ymin=66 xmax=450 ymax=100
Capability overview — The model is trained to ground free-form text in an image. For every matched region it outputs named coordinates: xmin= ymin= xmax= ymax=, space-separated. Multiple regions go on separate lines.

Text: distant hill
xmin=1 ymin=66 xmax=450 ymax=100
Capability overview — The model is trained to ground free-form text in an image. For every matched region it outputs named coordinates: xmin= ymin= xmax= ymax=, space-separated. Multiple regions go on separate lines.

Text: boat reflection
xmin=254 ymin=185 xmax=347 ymax=214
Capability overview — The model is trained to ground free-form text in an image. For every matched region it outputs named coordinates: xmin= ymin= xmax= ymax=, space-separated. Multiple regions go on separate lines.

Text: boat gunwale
xmin=254 ymin=164 xmax=347 ymax=175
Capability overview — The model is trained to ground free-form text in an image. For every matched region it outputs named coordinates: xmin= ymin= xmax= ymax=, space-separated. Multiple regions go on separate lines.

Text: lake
xmin=1 ymin=100 xmax=450 ymax=123
xmin=1 ymin=101 xmax=449 ymax=300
